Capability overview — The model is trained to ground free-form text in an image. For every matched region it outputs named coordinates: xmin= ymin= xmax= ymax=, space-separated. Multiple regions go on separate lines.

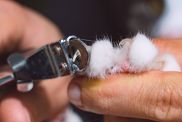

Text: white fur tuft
xmin=161 ymin=54 xmax=181 ymax=72
xmin=129 ymin=33 xmax=158 ymax=72
xmin=87 ymin=38 xmax=115 ymax=78
xmin=87 ymin=33 xmax=181 ymax=78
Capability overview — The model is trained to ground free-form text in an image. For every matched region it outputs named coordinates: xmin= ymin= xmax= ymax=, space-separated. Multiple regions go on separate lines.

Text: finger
xmin=0 ymin=95 xmax=31 ymax=122
xmin=154 ymin=39 xmax=182 ymax=67
xmin=104 ymin=115 xmax=155 ymax=122
xmin=0 ymin=1 xmax=70 ymax=122
xmin=68 ymin=71 xmax=182 ymax=121
xmin=0 ymin=76 xmax=72 ymax=122
xmin=0 ymin=1 xmax=61 ymax=55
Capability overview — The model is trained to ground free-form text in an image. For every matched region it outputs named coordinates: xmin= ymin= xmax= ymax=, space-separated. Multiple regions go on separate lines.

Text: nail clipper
xmin=0 ymin=36 xmax=90 ymax=92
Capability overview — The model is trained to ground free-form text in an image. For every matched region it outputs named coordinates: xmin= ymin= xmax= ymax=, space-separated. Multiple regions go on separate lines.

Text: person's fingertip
xmin=22 ymin=105 xmax=31 ymax=122
xmin=68 ymin=83 xmax=81 ymax=106
xmin=0 ymin=97 xmax=31 ymax=122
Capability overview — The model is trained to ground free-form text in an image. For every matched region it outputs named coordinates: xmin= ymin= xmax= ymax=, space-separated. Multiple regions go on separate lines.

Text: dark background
xmin=16 ymin=1 xmax=164 ymax=122
xmin=17 ymin=0 xmax=164 ymax=40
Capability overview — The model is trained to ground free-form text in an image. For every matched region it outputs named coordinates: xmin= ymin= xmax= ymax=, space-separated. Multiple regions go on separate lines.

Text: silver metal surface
xmin=0 ymin=75 xmax=15 ymax=86
xmin=58 ymin=36 xmax=90 ymax=74
xmin=0 ymin=35 xmax=90 ymax=92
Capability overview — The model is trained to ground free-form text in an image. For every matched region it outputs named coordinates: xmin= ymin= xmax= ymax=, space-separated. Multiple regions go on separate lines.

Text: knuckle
xmin=82 ymin=86 xmax=113 ymax=114
xmin=153 ymin=83 xmax=173 ymax=121
xmin=147 ymin=81 xmax=182 ymax=121
xmin=94 ymin=88 xmax=112 ymax=113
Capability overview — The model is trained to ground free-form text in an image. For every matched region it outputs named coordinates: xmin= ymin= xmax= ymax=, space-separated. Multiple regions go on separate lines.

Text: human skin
xmin=68 ymin=39 xmax=182 ymax=122
xmin=0 ymin=1 xmax=72 ymax=122
xmin=1 ymin=1 xmax=182 ymax=122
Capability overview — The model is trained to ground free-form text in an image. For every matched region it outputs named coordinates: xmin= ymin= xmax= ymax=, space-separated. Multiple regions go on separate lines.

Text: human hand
xmin=68 ymin=39 xmax=182 ymax=122
xmin=0 ymin=1 xmax=71 ymax=122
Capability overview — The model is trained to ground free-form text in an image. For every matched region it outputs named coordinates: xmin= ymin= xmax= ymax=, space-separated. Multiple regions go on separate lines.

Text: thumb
xmin=0 ymin=76 xmax=71 ymax=122
xmin=68 ymin=71 xmax=182 ymax=122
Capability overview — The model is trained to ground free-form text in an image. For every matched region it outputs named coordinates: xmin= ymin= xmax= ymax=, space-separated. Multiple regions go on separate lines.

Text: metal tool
xmin=0 ymin=36 xmax=90 ymax=92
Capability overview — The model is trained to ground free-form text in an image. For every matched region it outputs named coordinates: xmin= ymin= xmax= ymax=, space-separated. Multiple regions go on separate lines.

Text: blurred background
xmin=16 ymin=0 xmax=182 ymax=122
xmin=17 ymin=0 xmax=169 ymax=41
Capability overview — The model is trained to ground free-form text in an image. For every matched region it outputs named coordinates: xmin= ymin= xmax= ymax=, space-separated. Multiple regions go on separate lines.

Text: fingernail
xmin=68 ymin=84 xmax=81 ymax=106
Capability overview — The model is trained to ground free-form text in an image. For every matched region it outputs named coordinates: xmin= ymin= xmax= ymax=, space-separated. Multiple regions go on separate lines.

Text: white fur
xmin=87 ymin=33 xmax=181 ymax=78
xmin=129 ymin=33 xmax=158 ymax=72
xmin=110 ymin=47 xmax=126 ymax=73
xmin=87 ymin=38 xmax=115 ymax=78
xmin=161 ymin=54 xmax=181 ymax=72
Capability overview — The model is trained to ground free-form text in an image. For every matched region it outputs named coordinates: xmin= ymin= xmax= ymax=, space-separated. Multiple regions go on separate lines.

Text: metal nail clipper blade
xmin=0 ymin=36 xmax=91 ymax=92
